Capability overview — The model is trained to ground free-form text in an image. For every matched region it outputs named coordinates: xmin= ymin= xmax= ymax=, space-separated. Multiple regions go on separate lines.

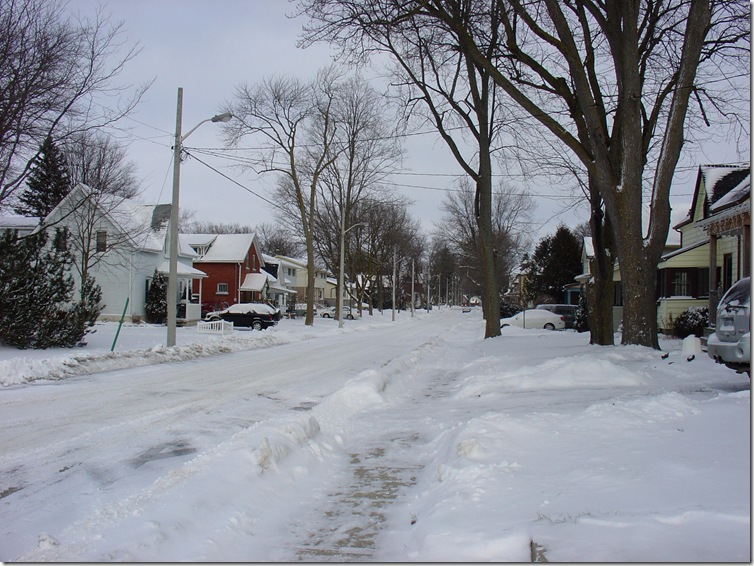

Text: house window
xmin=54 ymin=228 xmax=67 ymax=251
xmin=96 ymin=230 xmax=107 ymax=253
xmin=723 ymin=253 xmax=733 ymax=291
xmin=697 ymin=268 xmax=710 ymax=298
xmin=217 ymin=283 xmax=229 ymax=295
xmin=613 ymin=281 xmax=623 ymax=306
xmin=671 ymin=271 xmax=690 ymax=296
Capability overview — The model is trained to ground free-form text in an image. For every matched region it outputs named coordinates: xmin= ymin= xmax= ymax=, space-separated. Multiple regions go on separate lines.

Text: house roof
xmin=0 ymin=215 xmax=40 ymax=233
xmin=239 ymin=272 xmax=267 ymax=292
xmin=675 ymin=165 xmax=750 ymax=229
xmin=156 ymin=260 xmax=207 ymax=278
xmin=183 ymin=233 xmax=258 ymax=263
xmin=710 ymin=172 xmax=750 ymax=213
xmin=44 ymin=183 xmax=174 ymax=254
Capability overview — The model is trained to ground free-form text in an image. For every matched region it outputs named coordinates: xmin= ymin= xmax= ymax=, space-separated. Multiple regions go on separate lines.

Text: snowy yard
xmin=0 ymin=308 xmax=749 ymax=562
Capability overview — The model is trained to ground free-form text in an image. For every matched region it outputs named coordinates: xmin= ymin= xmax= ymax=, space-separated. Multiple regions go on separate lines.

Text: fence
xmin=196 ymin=320 xmax=234 ymax=335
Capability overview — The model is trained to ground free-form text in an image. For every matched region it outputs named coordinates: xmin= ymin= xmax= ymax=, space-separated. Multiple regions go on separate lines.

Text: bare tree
xmin=224 ymin=68 xmax=341 ymax=326
xmin=62 ymin=131 xmax=141 ymax=199
xmin=312 ymin=75 xmax=402 ymax=316
xmin=435 ymin=177 xmax=533 ymax=302
xmin=255 ymin=222 xmax=304 ymax=257
xmin=301 ymin=0 xmax=532 ymax=338
xmin=0 ymin=0 xmax=149 ymax=208
xmin=416 ymin=0 xmax=747 ymax=348
xmin=300 ymin=0 xmax=748 ymax=347
xmin=345 ymin=195 xmax=423 ymax=313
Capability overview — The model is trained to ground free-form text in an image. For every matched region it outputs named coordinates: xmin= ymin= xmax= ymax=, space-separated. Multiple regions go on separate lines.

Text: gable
xmin=43 ymin=183 xmax=170 ymax=253
xmin=708 ymin=168 xmax=750 ymax=206
xmin=187 ymin=233 xmax=260 ymax=265
xmin=675 ymin=165 xmax=750 ymax=231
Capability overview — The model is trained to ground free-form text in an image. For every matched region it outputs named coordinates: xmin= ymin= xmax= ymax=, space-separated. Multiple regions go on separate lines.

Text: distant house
xmin=261 ymin=254 xmax=296 ymax=309
xmin=0 ymin=215 xmax=40 ymax=237
xmin=183 ymin=233 xmax=267 ymax=312
xmin=42 ymin=183 xmax=206 ymax=322
xmin=576 ymin=237 xmax=624 ymax=332
xmin=656 ymin=164 xmax=750 ymax=333
xmin=275 ymin=255 xmax=328 ymax=305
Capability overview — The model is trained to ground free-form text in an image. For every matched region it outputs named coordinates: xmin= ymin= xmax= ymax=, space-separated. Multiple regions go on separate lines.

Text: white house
xmin=43 ymin=183 xmax=206 ymax=322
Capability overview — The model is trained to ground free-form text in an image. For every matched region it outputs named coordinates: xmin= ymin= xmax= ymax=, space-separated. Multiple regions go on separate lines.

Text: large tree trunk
xmin=476 ymin=123 xmax=500 ymax=339
xmin=587 ymin=185 xmax=615 ymax=346
xmin=587 ymin=258 xmax=615 ymax=346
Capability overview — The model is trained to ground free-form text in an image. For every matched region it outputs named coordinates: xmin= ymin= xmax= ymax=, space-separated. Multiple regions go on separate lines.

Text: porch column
xmin=743 ymin=222 xmax=750 ymax=277
xmin=708 ymin=233 xmax=718 ymax=318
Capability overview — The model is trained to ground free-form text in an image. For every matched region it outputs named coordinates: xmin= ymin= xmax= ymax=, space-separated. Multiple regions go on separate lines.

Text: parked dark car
xmin=205 ymin=302 xmax=281 ymax=331
xmin=707 ymin=277 xmax=750 ymax=375
xmin=536 ymin=304 xmax=578 ymax=329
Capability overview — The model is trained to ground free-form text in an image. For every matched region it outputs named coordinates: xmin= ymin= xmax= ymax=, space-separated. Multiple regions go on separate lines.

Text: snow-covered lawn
xmin=0 ymin=308 xmax=749 ymax=561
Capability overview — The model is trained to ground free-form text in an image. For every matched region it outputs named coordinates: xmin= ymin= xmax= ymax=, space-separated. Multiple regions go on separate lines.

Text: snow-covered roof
xmin=156 ymin=260 xmax=207 ymax=278
xmin=0 ymin=215 xmax=40 ymax=230
xmin=185 ymin=233 xmax=257 ymax=263
xmin=44 ymin=184 xmax=173 ymax=254
xmin=182 ymin=234 xmax=217 ymax=248
xmin=239 ymin=272 xmax=267 ymax=292
xmin=710 ymin=172 xmax=750 ymax=213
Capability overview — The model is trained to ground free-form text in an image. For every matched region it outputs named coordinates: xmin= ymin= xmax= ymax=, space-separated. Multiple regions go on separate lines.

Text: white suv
xmin=707 ymin=277 xmax=750 ymax=375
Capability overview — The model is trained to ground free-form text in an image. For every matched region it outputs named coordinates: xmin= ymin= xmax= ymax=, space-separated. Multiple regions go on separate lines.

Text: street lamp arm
xmin=181 ymin=112 xmax=233 ymax=142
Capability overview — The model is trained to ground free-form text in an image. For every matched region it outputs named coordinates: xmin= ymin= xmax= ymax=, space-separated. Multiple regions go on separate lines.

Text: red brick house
xmin=182 ymin=233 xmax=268 ymax=312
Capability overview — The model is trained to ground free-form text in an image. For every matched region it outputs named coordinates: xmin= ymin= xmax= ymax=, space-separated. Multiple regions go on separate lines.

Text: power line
xmin=184 ymin=150 xmax=278 ymax=208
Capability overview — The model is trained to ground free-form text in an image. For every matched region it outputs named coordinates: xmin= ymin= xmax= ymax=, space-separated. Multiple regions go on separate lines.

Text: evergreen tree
xmin=144 ymin=269 xmax=168 ymax=324
xmin=0 ymin=229 xmax=101 ymax=349
xmin=13 ymin=136 xmax=72 ymax=218
xmin=524 ymin=226 xmax=582 ymax=304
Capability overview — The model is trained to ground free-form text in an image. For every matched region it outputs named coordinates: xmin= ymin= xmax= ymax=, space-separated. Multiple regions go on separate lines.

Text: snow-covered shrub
xmin=574 ymin=293 xmax=589 ymax=332
xmin=673 ymin=306 xmax=709 ymax=338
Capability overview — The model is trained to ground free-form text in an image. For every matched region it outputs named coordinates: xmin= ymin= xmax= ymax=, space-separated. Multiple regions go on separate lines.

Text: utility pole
xmin=392 ymin=247 xmax=396 ymax=322
xmin=411 ymin=258 xmax=415 ymax=317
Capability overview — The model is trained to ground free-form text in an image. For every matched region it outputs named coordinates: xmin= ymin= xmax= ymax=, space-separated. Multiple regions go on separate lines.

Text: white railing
xmin=196 ymin=320 xmax=234 ymax=335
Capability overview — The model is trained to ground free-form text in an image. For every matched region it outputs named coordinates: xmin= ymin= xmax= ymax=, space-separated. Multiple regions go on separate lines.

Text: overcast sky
xmin=64 ymin=0 xmax=748 ymax=245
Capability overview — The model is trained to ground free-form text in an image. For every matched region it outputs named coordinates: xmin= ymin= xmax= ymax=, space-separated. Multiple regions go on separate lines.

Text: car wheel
xmin=323 ymin=313 xmax=330 ymax=318
xmin=500 ymin=323 xmax=510 ymax=329
xmin=251 ymin=320 xmax=263 ymax=331
xmin=347 ymin=314 xmax=354 ymax=320
xmin=544 ymin=323 xmax=555 ymax=330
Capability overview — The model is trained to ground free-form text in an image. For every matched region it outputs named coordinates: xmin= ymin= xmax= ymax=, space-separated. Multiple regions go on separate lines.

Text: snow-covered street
xmin=0 ymin=308 xmax=750 ymax=562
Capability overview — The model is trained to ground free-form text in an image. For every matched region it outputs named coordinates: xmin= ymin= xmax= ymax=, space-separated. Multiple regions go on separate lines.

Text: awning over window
xmin=157 ymin=260 xmax=207 ymax=278
xmin=240 ymin=272 xmax=268 ymax=292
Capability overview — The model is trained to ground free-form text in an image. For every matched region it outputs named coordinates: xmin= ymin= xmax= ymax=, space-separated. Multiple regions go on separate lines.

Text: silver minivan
xmin=707 ymin=277 xmax=750 ymax=375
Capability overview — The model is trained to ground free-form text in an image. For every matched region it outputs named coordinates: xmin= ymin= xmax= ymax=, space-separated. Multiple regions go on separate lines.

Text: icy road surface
xmin=0 ymin=308 xmax=749 ymax=562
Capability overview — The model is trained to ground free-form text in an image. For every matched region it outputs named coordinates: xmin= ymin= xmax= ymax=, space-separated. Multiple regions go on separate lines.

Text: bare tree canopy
xmin=300 ymin=0 xmax=749 ymax=347
xmin=0 ymin=0 xmax=149 ymax=208
xmin=436 ymin=177 xmax=533 ymax=298
xmin=223 ymin=67 xmax=342 ymax=325
xmin=62 ymin=131 xmax=141 ymax=200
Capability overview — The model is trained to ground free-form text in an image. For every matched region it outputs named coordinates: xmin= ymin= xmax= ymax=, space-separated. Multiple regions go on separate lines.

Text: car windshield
xmin=721 ymin=278 xmax=750 ymax=309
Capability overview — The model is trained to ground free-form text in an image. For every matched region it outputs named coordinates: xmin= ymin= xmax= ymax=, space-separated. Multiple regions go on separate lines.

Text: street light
xmin=167 ymin=87 xmax=232 ymax=347
xmin=338 ymin=208 xmax=366 ymax=329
